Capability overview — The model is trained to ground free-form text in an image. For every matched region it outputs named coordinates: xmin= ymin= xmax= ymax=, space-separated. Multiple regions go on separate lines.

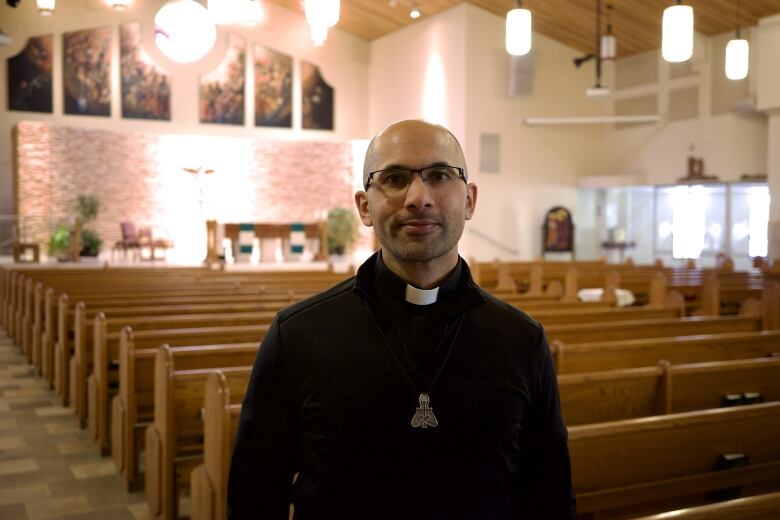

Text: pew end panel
xmin=42 ymin=287 xmax=55 ymax=387
xmin=190 ymin=465 xmax=215 ymax=520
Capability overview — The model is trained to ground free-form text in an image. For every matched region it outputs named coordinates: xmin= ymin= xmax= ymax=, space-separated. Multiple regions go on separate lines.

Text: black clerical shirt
xmin=228 ymin=253 xmax=575 ymax=519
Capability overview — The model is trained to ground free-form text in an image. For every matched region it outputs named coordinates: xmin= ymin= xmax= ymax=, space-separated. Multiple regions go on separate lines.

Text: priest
xmin=228 ymin=119 xmax=575 ymax=519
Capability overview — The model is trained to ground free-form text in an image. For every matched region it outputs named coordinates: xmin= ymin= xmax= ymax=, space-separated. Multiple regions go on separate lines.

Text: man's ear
xmin=464 ymin=183 xmax=477 ymax=220
xmin=354 ymin=191 xmax=373 ymax=226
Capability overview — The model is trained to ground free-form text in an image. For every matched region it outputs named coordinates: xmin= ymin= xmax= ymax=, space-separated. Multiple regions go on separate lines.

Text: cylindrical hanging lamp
xmin=506 ymin=1 xmax=532 ymax=56
xmin=662 ymin=0 xmax=694 ymax=63
xmin=725 ymin=1 xmax=749 ymax=80
xmin=107 ymin=0 xmax=131 ymax=10
xmin=305 ymin=0 xmax=339 ymax=28
xmin=310 ymin=24 xmax=328 ymax=47
xmin=725 ymin=37 xmax=749 ymax=80
xmin=600 ymin=4 xmax=616 ymax=60
xmin=36 ymin=0 xmax=55 ymax=15
xmin=305 ymin=0 xmax=339 ymax=46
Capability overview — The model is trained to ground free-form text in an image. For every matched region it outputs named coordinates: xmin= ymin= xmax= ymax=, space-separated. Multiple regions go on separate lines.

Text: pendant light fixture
xmin=410 ymin=5 xmax=421 ymax=19
xmin=725 ymin=0 xmax=749 ymax=80
xmin=572 ymin=0 xmax=611 ymax=97
xmin=107 ymin=0 xmax=130 ymax=10
xmin=305 ymin=0 xmax=339 ymax=46
xmin=662 ymin=0 xmax=694 ymax=63
xmin=155 ymin=0 xmax=217 ymax=63
xmin=600 ymin=4 xmax=616 ymax=60
xmin=505 ymin=0 xmax=532 ymax=56
xmin=36 ymin=0 xmax=55 ymax=15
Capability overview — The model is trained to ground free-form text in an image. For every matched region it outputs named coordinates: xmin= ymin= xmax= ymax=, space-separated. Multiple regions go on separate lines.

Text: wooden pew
xmin=569 ymin=402 xmax=780 ymax=518
xmin=72 ymin=308 xmax=274 ymax=427
xmin=191 ymin=371 xmax=249 ymax=520
xmin=528 ymin=305 xmax=681 ymax=326
xmin=112 ymin=327 xmax=267 ymax=490
xmin=631 ymin=490 xmax=780 ymax=519
xmin=146 ymin=348 xmax=252 ymax=520
xmin=186 ymin=357 xmax=779 ymax=520
xmin=547 ymin=315 xmax=762 ymax=345
xmin=53 ymin=290 xmax=305 ymax=404
xmin=552 ymin=330 xmax=780 ymax=374
xmin=560 ymin=357 xmax=780 ymax=426
xmin=88 ymin=304 xmax=284 ymax=453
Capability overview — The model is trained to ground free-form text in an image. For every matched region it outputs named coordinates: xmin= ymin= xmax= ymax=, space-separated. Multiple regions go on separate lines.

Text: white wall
xmin=756 ymin=14 xmax=780 ymax=262
xmin=368 ymin=3 xmax=608 ymax=261
xmin=0 ymin=0 xmax=371 ymax=217
xmin=603 ymin=31 xmax=768 ymax=185
xmin=368 ymin=4 xmax=467 ymax=140
xmin=462 ymin=4 xmax=607 ymax=261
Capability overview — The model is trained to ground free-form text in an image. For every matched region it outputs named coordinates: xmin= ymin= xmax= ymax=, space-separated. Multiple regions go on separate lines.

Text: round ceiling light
xmin=155 ymin=0 xmax=217 ymax=63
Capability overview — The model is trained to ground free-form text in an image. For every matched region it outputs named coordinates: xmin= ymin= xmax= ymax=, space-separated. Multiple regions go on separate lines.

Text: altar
xmin=206 ymin=220 xmax=327 ymax=264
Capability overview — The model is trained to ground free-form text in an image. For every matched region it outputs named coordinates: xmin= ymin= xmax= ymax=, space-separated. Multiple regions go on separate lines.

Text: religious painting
xmin=63 ymin=26 xmax=112 ymax=116
xmin=200 ymin=34 xmax=245 ymax=125
xmin=543 ymin=206 xmax=574 ymax=253
xmin=120 ymin=22 xmax=170 ymax=120
xmin=301 ymin=61 xmax=334 ymax=130
xmin=253 ymin=44 xmax=292 ymax=128
xmin=7 ymin=34 xmax=53 ymax=113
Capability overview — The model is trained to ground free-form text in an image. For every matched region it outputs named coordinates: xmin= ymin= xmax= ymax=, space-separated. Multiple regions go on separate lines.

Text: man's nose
xmin=404 ymin=172 xmax=434 ymax=209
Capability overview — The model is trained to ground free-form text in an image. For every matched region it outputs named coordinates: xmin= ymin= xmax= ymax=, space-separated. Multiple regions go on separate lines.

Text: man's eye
xmin=380 ymin=173 xmax=406 ymax=186
xmin=427 ymin=169 xmax=453 ymax=182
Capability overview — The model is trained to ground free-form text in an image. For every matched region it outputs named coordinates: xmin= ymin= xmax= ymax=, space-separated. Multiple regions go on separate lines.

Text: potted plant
xmin=76 ymin=194 xmax=102 ymax=257
xmin=326 ymin=208 xmax=359 ymax=256
xmin=48 ymin=223 xmax=70 ymax=261
xmin=48 ymin=194 xmax=103 ymax=260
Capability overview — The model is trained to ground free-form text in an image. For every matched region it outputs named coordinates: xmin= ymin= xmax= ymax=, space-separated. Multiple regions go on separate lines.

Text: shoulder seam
xmin=277 ymin=278 xmax=356 ymax=325
xmin=477 ymin=288 xmax=544 ymax=333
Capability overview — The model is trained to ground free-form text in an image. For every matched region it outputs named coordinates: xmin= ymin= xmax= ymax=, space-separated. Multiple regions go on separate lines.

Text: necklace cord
xmin=362 ymin=296 xmax=467 ymax=400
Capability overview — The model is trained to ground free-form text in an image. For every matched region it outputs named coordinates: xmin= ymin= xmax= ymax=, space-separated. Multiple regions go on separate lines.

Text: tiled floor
xmin=0 ymin=328 xmax=149 ymax=520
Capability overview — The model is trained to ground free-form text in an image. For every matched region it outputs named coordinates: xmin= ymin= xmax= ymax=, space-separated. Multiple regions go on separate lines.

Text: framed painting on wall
xmin=300 ymin=61 xmax=333 ymax=130
xmin=120 ymin=22 xmax=170 ymax=120
xmin=200 ymin=34 xmax=245 ymax=125
xmin=254 ymin=44 xmax=292 ymax=128
xmin=63 ymin=26 xmax=112 ymax=116
xmin=7 ymin=34 xmax=53 ymax=113
xmin=543 ymin=206 xmax=575 ymax=253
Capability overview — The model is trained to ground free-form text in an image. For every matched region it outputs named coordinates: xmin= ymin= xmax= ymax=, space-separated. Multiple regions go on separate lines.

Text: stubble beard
xmin=376 ymin=214 xmax=464 ymax=264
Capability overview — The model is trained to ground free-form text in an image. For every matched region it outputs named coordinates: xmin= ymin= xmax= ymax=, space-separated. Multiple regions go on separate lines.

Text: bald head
xmin=362 ymin=120 xmax=468 ymax=189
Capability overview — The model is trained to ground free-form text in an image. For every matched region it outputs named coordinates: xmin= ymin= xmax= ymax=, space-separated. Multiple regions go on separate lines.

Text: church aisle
xmin=0 ymin=328 xmax=149 ymax=520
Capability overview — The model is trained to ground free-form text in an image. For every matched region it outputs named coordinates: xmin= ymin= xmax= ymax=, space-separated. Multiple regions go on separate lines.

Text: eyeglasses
xmin=365 ymin=166 xmax=466 ymax=193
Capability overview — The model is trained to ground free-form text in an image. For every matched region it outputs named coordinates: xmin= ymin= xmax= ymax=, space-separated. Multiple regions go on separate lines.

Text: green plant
xmin=76 ymin=194 xmax=100 ymax=223
xmin=80 ymin=228 xmax=103 ymax=257
xmin=75 ymin=194 xmax=103 ymax=256
xmin=48 ymin=224 xmax=70 ymax=257
xmin=327 ymin=208 xmax=359 ymax=255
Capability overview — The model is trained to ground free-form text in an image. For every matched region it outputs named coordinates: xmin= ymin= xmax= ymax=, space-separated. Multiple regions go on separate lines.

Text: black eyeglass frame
xmin=364 ymin=166 xmax=467 ymax=191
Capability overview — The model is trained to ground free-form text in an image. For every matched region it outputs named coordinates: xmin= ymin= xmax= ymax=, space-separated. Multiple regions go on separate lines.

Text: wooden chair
xmin=138 ymin=227 xmax=174 ymax=261
xmin=113 ymin=222 xmax=142 ymax=261
xmin=12 ymin=223 xmax=39 ymax=263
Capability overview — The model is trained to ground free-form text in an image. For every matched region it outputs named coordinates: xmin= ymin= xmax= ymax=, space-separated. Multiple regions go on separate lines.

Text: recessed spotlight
xmin=410 ymin=5 xmax=420 ymax=19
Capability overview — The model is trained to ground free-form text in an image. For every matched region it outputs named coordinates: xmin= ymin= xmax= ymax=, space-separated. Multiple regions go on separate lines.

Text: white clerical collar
xmin=405 ymin=284 xmax=439 ymax=306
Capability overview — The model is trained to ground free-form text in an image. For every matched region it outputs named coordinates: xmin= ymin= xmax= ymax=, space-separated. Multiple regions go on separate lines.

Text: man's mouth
xmin=399 ymin=219 xmax=439 ymax=234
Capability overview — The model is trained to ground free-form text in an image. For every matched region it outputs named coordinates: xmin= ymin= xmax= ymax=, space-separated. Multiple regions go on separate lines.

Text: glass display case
xmin=577 ymin=182 xmax=769 ymax=269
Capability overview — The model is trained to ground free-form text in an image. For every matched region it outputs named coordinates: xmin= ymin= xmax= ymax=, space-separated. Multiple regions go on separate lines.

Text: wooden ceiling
xmin=267 ymin=0 xmax=780 ymax=57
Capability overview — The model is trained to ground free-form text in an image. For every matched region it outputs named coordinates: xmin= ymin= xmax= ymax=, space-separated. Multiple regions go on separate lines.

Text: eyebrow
xmin=379 ymin=161 xmax=454 ymax=170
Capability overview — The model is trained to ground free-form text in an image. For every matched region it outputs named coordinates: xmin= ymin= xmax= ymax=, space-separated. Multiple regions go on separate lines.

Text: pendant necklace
xmin=365 ymin=305 xmax=465 ymax=429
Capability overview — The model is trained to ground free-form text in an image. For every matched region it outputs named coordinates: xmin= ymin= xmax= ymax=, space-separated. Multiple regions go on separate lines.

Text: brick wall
xmin=15 ymin=121 xmax=355 ymax=258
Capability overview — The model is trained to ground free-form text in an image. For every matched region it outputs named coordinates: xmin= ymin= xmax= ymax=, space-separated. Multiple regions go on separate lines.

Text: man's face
xmin=355 ymin=121 xmax=477 ymax=266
